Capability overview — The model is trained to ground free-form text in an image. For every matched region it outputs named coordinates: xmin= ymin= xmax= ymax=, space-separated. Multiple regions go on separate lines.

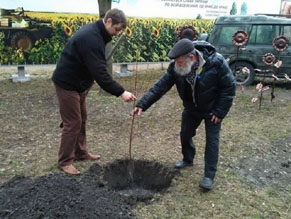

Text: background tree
xmin=98 ymin=0 xmax=112 ymax=18
xmin=230 ymin=2 xmax=237 ymax=15
xmin=240 ymin=2 xmax=248 ymax=15
xmin=196 ymin=14 xmax=202 ymax=19
xmin=97 ymin=0 xmax=113 ymax=77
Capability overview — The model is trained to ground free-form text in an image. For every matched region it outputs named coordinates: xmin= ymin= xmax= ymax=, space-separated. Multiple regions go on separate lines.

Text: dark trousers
xmin=54 ymin=84 xmax=89 ymax=166
xmin=180 ymin=109 xmax=221 ymax=179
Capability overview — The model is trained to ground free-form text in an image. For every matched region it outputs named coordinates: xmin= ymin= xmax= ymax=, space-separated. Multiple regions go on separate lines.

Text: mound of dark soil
xmin=0 ymin=159 xmax=177 ymax=219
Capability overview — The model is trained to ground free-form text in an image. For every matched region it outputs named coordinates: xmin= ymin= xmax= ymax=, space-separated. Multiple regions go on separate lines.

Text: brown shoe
xmin=75 ymin=153 xmax=101 ymax=161
xmin=59 ymin=164 xmax=80 ymax=175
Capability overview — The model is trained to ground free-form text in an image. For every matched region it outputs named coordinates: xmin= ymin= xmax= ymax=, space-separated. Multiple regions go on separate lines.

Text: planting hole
xmin=103 ymin=159 xmax=177 ymax=200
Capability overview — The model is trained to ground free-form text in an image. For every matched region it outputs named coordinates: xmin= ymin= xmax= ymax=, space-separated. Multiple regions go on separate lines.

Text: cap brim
xmin=168 ymin=38 xmax=195 ymax=59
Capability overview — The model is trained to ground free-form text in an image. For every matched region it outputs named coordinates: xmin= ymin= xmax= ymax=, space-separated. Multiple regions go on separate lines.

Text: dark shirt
xmin=52 ymin=19 xmax=124 ymax=96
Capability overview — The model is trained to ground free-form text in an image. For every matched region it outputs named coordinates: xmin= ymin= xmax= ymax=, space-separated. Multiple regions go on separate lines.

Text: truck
xmin=203 ymin=14 xmax=291 ymax=86
xmin=0 ymin=7 xmax=53 ymax=51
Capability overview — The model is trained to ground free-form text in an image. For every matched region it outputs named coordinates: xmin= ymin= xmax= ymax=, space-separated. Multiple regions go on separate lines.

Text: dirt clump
xmin=0 ymin=159 xmax=177 ymax=219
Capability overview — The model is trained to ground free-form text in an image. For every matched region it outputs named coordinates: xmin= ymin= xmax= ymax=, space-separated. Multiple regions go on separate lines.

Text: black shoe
xmin=174 ymin=160 xmax=193 ymax=169
xmin=199 ymin=177 xmax=214 ymax=190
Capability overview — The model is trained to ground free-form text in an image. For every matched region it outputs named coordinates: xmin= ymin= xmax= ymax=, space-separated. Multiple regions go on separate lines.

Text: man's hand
xmin=132 ymin=107 xmax=143 ymax=116
xmin=211 ymin=114 xmax=221 ymax=124
xmin=121 ymin=91 xmax=136 ymax=102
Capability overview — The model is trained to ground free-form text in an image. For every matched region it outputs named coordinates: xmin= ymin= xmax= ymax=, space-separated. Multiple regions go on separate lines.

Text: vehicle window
xmin=249 ymin=25 xmax=280 ymax=45
xmin=283 ymin=25 xmax=291 ymax=42
xmin=216 ymin=26 xmax=246 ymax=45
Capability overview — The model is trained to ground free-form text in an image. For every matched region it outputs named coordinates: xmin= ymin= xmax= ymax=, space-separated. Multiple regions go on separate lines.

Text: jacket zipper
xmin=186 ymin=75 xmax=197 ymax=107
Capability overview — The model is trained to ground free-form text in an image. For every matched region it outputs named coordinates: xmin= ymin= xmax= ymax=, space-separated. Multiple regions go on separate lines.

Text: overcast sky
xmin=0 ymin=0 xmax=283 ymax=18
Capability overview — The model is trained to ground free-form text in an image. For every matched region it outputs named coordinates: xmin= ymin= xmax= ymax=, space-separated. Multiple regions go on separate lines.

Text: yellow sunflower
xmin=125 ymin=27 xmax=133 ymax=37
xmin=152 ymin=27 xmax=159 ymax=38
xmin=63 ymin=25 xmax=73 ymax=36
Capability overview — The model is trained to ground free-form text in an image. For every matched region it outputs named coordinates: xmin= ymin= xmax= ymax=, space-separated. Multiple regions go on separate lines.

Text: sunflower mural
xmin=125 ymin=26 xmax=133 ymax=37
xmin=63 ymin=25 xmax=73 ymax=36
xmin=152 ymin=26 xmax=160 ymax=38
xmin=2 ymin=11 xmax=215 ymax=64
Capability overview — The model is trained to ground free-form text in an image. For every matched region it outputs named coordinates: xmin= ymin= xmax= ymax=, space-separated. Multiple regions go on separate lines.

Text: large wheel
xmin=11 ymin=31 xmax=34 ymax=51
xmin=230 ymin=61 xmax=255 ymax=86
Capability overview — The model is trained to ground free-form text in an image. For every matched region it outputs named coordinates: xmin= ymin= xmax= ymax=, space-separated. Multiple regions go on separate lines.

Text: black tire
xmin=229 ymin=61 xmax=255 ymax=86
xmin=11 ymin=31 xmax=34 ymax=51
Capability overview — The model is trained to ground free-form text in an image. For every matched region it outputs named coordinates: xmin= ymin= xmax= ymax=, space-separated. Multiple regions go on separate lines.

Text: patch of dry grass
xmin=0 ymin=66 xmax=290 ymax=218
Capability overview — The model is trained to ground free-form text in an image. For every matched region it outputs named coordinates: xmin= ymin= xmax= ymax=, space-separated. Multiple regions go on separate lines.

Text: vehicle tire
xmin=10 ymin=31 xmax=34 ymax=51
xmin=229 ymin=61 xmax=255 ymax=86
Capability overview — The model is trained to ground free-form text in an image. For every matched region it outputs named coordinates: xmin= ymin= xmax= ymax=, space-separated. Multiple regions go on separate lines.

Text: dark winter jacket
xmin=136 ymin=41 xmax=236 ymax=119
xmin=52 ymin=19 xmax=125 ymax=96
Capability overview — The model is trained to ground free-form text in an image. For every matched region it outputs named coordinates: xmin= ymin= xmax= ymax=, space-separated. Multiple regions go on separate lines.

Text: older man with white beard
xmin=132 ymin=38 xmax=236 ymax=190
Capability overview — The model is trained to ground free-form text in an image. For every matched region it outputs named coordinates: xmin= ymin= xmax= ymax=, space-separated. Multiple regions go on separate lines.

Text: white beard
xmin=174 ymin=59 xmax=195 ymax=76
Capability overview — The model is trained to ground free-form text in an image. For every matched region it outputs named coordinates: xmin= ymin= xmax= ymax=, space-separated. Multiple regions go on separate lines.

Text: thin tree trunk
xmin=98 ymin=0 xmax=112 ymax=18
xmin=97 ymin=0 xmax=112 ymax=93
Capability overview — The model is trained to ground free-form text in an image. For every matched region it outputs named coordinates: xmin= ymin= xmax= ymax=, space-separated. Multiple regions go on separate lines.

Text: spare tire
xmin=11 ymin=31 xmax=34 ymax=51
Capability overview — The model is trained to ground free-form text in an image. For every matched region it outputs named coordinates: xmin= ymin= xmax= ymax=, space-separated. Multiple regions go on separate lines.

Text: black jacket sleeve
xmin=79 ymin=36 xmax=125 ymax=97
xmin=211 ymin=54 xmax=236 ymax=118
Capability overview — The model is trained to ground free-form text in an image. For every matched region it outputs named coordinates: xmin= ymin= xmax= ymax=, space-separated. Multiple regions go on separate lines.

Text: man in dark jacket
xmin=52 ymin=8 xmax=136 ymax=175
xmin=132 ymin=38 xmax=236 ymax=190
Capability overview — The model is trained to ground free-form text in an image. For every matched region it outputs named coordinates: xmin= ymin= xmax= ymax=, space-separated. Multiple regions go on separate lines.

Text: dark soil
xmin=0 ymin=159 xmax=177 ymax=219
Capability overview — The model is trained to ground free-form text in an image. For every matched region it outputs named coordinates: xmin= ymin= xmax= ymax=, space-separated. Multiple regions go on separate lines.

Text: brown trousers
xmin=54 ymin=84 xmax=89 ymax=166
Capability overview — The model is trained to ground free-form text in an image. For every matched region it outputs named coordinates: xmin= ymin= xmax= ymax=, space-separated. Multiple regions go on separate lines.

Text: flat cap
xmin=168 ymin=38 xmax=195 ymax=59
